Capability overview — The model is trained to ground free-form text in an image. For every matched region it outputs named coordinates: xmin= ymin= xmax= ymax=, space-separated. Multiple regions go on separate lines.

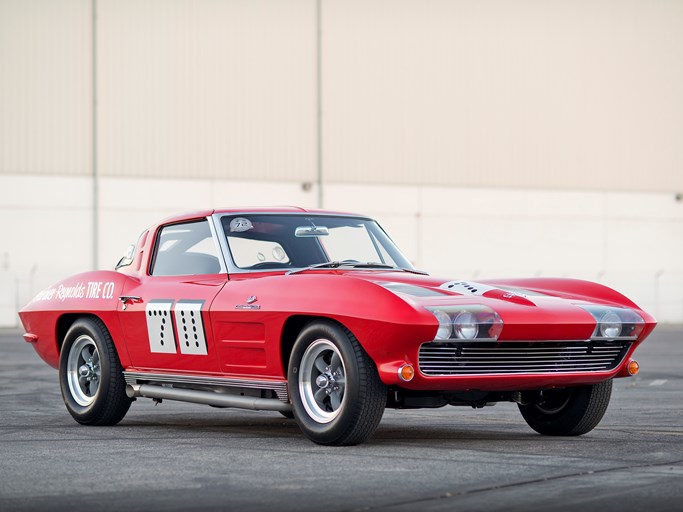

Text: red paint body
xmin=18 ymin=207 xmax=656 ymax=395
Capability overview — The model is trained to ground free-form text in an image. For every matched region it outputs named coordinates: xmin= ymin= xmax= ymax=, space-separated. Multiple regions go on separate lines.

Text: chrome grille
xmin=418 ymin=340 xmax=631 ymax=376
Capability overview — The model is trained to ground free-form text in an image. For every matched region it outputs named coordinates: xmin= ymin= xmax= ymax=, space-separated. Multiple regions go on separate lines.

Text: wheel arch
xmin=55 ymin=313 xmax=131 ymax=368
xmin=56 ymin=313 xmax=84 ymax=352
xmin=280 ymin=315 xmax=349 ymax=376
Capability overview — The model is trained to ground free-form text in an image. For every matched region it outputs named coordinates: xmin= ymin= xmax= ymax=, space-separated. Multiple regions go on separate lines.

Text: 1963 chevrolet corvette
xmin=19 ymin=207 xmax=656 ymax=445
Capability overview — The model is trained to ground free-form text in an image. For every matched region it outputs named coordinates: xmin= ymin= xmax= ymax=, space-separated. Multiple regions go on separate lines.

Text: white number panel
xmin=145 ymin=300 xmax=177 ymax=353
xmin=174 ymin=300 xmax=208 ymax=355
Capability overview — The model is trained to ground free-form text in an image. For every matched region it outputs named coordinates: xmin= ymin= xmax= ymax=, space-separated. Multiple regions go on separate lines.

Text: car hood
xmin=334 ymin=270 xmax=654 ymax=340
xmin=340 ymin=271 xmax=632 ymax=307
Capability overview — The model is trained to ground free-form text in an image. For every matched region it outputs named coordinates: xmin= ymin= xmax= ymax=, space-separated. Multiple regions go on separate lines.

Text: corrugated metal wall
xmin=0 ymin=0 xmax=91 ymax=176
xmin=323 ymin=0 xmax=683 ymax=191
xmin=1 ymin=0 xmax=682 ymax=191
xmin=97 ymin=0 xmax=317 ymax=182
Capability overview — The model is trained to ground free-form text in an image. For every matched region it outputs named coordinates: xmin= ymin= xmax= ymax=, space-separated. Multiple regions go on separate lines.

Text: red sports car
xmin=19 ymin=207 xmax=656 ymax=445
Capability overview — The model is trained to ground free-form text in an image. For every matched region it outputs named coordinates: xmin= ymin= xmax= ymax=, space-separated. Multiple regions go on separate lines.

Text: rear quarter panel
xmin=19 ymin=271 xmax=132 ymax=369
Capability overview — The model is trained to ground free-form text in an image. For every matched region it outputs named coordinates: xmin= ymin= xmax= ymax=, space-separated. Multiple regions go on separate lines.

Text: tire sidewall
xmin=288 ymin=321 xmax=362 ymax=444
xmin=59 ymin=318 xmax=115 ymax=423
xmin=519 ymin=381 xmax=611 ymax=435
xmin=520 ymin=387 xmax=587 ymax=434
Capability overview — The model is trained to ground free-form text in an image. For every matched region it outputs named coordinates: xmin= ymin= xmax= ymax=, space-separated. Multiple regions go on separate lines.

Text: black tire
xmin=288 ymin=321 xmax=386 ymax=446
xmin=518 ymin=380 xmax=613 ymax=436
xmin=279 ymin=410 xmax=295 ymax=419
xmin=59 ymin=317 xmax=132 ymax=426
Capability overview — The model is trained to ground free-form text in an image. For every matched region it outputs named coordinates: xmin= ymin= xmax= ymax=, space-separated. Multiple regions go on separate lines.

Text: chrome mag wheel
xmin=66 ymin=334 xmax=101 ymax=406
xmin=299 ymin=339 xmax=347 ymax=423
xmin=288 ymin=321 xmax=386 ymax=445
xmin=59 ymin=317 xmax=132 ymax=425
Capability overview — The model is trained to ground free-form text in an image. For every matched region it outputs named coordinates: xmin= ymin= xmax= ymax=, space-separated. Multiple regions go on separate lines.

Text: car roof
xmin=157 ymin=207 xmax=368 ymax=225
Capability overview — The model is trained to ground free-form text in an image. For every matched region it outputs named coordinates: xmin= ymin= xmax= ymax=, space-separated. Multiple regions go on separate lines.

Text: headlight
xmin=599 ymin=311 xmax=622 ymax=338
xmin=426 ymin=306 xmax=503 ymax=341
xmin=432 ymin=309 xmax=452 ymax=340
xmin=579 ymin=305 xmax=644 ymax=340
xmin=453 ymin=311 xmax=478 ymax=339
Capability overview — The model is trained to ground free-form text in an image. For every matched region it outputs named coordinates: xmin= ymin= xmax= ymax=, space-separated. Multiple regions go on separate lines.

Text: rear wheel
xmin=518 ymin=380 xmax=612 ymax=436
xmin=288 ymin=321 xmax=386 ymax=445
xmin=59 ymin=317 xmax=132 ymax=426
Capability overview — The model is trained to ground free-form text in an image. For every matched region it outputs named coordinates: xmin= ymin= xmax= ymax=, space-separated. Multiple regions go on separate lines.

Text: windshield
xmin=220 ymin=214 xmax=414 ymax=271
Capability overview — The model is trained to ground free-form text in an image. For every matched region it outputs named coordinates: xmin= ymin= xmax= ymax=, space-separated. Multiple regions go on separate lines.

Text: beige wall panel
xmin=98 ymin=0 xmax=316 ymax=182
xmin=0 ymin=0 xmax=91 ymax=176
xmin=323 ymin=0 xmax=683 ymax=192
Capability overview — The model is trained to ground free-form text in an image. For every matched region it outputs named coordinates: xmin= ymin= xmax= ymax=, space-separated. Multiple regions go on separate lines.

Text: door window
xmin=151 ymin=220 xmax=222 ymax=276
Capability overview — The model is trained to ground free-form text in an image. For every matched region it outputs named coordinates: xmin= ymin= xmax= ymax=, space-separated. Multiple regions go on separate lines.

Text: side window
xmin=152 ymin=220 xmax=222 ymax=276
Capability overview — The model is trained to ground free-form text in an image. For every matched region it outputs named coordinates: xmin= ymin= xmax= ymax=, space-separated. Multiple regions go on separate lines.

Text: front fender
xmin=213 ymin=273 xmax=437 ymax=382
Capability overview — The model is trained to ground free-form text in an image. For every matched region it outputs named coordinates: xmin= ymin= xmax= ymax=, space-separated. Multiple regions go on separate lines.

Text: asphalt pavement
xmin=1 ymin=326 xmax=681 ymax=511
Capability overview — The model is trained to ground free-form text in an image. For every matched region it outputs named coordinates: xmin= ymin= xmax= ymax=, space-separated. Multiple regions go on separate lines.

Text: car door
xmin=118 ymin=218 xmax=228 ymax=374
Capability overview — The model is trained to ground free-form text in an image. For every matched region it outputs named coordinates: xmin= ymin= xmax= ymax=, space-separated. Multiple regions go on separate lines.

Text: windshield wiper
xmin=287 ymin=261 xmax=429 ymax=275
xmin=286 ymin=261 xmax=344 ymax=275
xmin=341 ymin=262 xmax=430 ymax=275
xmin=394 ymin=267 xmax=429 ymax=275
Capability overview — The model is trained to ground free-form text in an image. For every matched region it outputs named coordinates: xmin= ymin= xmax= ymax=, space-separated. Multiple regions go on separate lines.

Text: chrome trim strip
xmin=207 ymin=214 xmax=228 ymax=274
xmin=590 ymin=336 xmax=638 ymax=341
xmin=431 ymin=338 xmax=635 ymax=344
xmin=432 ymin=337 xmax=499 ymax=343
xmin=214 ymin=211 xmax=369 ymax=220
xmin=420 ymin=357 xmax=618 ymax=361
xmin=123 ymin=371 xmax=289 ymax=402
xmin=126 ymin=383 xmax=291 ymax=412
xmin=211 ymin=213 xmax=239 ymax=275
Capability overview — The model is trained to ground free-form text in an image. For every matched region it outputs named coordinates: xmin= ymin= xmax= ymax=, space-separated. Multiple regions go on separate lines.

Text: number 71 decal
xmin=145 ymin=300 xmax=207 ymax=355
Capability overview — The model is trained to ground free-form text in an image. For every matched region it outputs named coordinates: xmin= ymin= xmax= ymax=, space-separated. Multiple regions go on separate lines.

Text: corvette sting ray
xmin=19 ymin=207 xmax=656 ymax=445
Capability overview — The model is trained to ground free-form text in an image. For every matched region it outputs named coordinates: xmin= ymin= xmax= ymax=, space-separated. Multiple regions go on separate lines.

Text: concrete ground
xmin=0 ymin=326 xmax=681 ymax=511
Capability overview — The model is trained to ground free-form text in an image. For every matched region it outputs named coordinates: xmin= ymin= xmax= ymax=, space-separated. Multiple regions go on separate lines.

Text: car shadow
xmin=114 ymin=407 xmax=553 ymax=448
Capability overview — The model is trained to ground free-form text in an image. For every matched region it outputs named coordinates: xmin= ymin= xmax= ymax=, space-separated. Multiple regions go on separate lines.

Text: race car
xmin=18 ymin=207 xmax=656 ymax=445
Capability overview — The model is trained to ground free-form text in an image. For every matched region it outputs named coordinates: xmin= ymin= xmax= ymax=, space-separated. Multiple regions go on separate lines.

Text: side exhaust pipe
xmin=126 ymin=383 xmax=292 ymax=413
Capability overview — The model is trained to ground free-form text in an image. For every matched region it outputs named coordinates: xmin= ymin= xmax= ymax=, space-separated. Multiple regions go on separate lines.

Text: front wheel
xmin=518 ymin=380 xmax=612 ymax=436
xmin=59 ymin=317 xmax=132 ymax=426
xmin=288 ymin=321 xmax=386 ymax=445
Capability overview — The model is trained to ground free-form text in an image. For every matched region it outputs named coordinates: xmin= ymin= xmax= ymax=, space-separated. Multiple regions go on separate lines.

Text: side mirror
xmin=115 ymin=244 xmax=136 ymax=270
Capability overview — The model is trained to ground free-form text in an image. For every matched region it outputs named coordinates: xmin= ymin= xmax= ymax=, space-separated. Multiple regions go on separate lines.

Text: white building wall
xmin=3 ymin=175 xmax=681 ymax=325
xmin=325 ymin=184 xmax=683 ymax=323
xmin=0 ymin=175 xmax=93 ymax=325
